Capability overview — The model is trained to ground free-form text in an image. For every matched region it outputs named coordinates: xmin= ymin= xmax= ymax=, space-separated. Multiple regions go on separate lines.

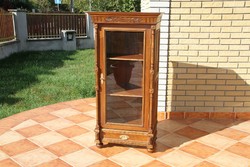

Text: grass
xmin=0 ymin=49 xmax=95 ymax=119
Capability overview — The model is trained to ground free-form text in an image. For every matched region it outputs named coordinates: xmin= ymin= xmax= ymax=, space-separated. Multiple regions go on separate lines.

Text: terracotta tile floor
xmin=0 ymin=98 xmax=250 ymax=166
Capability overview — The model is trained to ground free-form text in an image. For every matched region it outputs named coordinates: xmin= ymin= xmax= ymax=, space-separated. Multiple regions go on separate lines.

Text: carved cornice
xmin=105 ymin=16 xmax=142 ymax=23
xmin=88 ymin=12 xmax=162 ymax=25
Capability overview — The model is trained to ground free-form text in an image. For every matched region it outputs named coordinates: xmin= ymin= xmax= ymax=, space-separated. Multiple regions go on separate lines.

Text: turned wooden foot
xmin=96 ymin=142 xmax=103 ymax=148
xmin=147 ymin=147 xmax=154 ymax=153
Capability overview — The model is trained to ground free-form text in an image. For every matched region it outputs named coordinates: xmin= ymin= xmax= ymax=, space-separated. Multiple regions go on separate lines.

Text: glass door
xmin=104 ymin=30 xmax=145 ymax=126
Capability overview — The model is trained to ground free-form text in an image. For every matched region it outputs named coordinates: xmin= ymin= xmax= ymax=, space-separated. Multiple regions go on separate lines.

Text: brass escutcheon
xmin=119 ymin=135 xmax=129 ymax=140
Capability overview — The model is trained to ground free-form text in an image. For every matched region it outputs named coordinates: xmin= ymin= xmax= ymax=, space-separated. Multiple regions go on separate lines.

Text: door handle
xmin=100 ymin=73 xmax=105 ymax=84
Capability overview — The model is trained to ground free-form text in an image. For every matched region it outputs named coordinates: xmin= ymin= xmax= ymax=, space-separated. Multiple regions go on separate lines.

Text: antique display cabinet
xmin=88 ymin=12 xmax=162 ymax=152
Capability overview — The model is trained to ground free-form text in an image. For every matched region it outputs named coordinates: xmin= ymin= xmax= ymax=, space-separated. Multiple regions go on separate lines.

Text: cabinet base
xmin=96 ymin=128 xmax=157 ymax=153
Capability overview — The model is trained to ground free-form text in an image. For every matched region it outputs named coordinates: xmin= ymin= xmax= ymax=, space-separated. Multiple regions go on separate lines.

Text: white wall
xmin=142 ymin=0 xmax=170 ymax=112
xmin=0 ymin=40 xmax=19 ymax=60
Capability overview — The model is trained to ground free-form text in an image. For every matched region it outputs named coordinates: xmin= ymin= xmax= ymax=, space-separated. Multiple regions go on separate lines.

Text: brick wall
xmin=168 ymin=0 xmax=250 ymax=113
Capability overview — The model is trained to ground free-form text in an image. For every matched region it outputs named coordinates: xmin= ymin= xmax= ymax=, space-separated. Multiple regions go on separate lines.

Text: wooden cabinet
xmin=89 ymin=12 xmax=162 ymax=152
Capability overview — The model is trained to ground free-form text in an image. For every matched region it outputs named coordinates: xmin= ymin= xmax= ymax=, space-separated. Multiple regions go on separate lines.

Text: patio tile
xmin=16 ymin=124 xmax=50 ymax=138
xmin=25 ymin=106 xmax=55 ymax=116
xmin=194 ymin=161 xmax=219 ymax=167
xmin=64 ymin=99 xmax=87 ymax=107
xmin=236 ymin=112 xmax=250 ymax=119
xmin=11 ymin=119 xmax=38 ymax=130
xmin=78 ymin=119 xmax=96 ymax=131
xmin=13 ymin=148 xmax=57 ymax=167
xmin=29 ymin=131 xmax=67 ymax=147
xmin=190 ymin=120 xmax=225 ymax=133
xmin=42 ymin=118 xmax=74 ymax=130
xmin=109 ymin=149 xmax=154 ymax=167
xmin=61 ymin=149 xmax=105 ymax=167
xmin=36 ymin=158 xmax=71 ymax=167
xmin=0 ymin=150 xmax=8 ymax=161
xmin=45 ymin=140 xmax=83 ymax=157
xmin=180 ymin=141 xmax=219 ymax=159
xmin=167 ymin=111 xmax=184 ymax=119
xmin=51 ymin=108 xmax=81 ymax=118
xmin=157 ymin=129 xmax=169 ymax=138
xmin=89 ymin=103 xmax=96 ymax=107
xmin=0 ymin=158 xmax=20 ymax=167
xmin=84 ymin=98 xmax=96 ymax=104
xmin=211 ymin=119 xmax=238 ymax=126
xmin=135 ymin=142 xmax=174 ymax=158
xmin=1 ymin=97 xmax=250 ymax=167
xmin=84 ymin=110 xmax=96 ymax=118
xmin=71 ymin=132 xmax=96 ymax=147
xmin=185 ymin=112 xmax=209 ymax=119
xmin=175 ymin=126 xmax=209 ymax=139
xmin=1 ymin=139 xmax=38 ymax=156
xmin=226 ymin=142 xmax=250 ymax=159
xmin=155 ymin=141 xmax=175 ymax=153
xmin=73 ymin=104 xmax=96 ymax=112
xmin=32 ymin=114 xmax=58 ymax=123
xmin=0 ymin=118 xmax=22 ymax=130
xmin=210 ymin=112 xmax=235 ymax=119
xmin=231 ymin=120 xmax=250 ymax=133
xmin=57 ymin=125 xmax=88 ymax=138
xmin=90 ymin=144 xmax=129 ymax=157
xmin=65 ymin=114 xmax=94 ymax=123
xmin=175 ymin=119 xmax=200 ymax=125
xmin=207 ymin=151 xmax=250 ymax=167
xmin=157 ymin=150 xmax=202 ymax=167
xmin=47 ymin=103 xmax=71 ymax=111
xmin=157 ymin=133 xmax=191 ymax=148
xmin=240 ymin=135 xmax=250 ymax=145
xmin=0 ymin=131 xmax=25 ymax=146
xmin=88 ymin=159 xmax=121 ymax=167
xmin=157 ymin=119 xmax=187 ymax=132
xmin=0 ymin=128 xmax=8 ymax=136
xmin=141 ymin=160 xmax=170 ymax=167
xmin=197 ymin=133 xmax=237 ymax=150
xmin=216 ymin=128 xmax=249 ymax=140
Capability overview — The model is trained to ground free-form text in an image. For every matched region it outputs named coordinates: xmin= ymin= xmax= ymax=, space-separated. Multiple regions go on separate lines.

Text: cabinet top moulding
xmin=88 ymin=12 xmax=162 ymax=25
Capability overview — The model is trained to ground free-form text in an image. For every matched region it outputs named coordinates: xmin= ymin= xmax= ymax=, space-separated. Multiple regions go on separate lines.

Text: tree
xmin=90 ymin=0 xmax=140 ymax=12
xmin=29 ymin=0 xmax=54 ymax=12
xmin=0 ymin=0 xmax=33 ymax=11
xmin=62 ymin=0 xmax=140 ymax=13
xmin=0 ymin=0 xmax=141 ymax=13
xmin=62 ymin=0 xmax=90 ymax=13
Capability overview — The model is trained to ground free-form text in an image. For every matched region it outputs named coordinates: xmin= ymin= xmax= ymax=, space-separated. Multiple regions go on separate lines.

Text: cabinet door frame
xmin=99 ymin=25 xmax=151 ymax=131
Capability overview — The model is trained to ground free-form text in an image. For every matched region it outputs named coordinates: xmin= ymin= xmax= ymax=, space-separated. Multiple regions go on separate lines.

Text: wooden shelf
xmin=108 ymin=88 xmax=142 ymax=97
xmin=108 ymin=54 xmax=143 ymax=61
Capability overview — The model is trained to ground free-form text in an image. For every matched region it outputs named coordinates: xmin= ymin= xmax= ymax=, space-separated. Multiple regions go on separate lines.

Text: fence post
xmin=84 ymin=13 xmax=94 ymax=48
xmin=61 ymin=30 xmax=76 ymax=51
xmin=9 ymin=9 xmax=28 ymax=51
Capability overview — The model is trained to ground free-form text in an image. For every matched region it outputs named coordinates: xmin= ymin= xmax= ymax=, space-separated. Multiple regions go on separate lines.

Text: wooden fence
xmin=26 ymin=13 xmax=87 ymax=39
xmin=0 ymin=13 xmax=15 ymax=42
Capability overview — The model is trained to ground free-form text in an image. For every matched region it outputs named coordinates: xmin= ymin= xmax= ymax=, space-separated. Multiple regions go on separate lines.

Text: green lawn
xmin=0 ymin=49 xmax=95 ymax=119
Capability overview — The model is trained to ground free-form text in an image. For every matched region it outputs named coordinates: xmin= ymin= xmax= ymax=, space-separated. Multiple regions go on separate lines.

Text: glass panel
xmin=106 ymin=96 xmax=142 ymax=125
xmin=105 ymin=31 xmax=144 ymax=125
xmin=106 ymin=31 xmax=143 ymax=57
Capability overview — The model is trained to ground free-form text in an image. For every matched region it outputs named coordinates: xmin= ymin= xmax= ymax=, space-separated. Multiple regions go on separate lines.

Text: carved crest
xmin=105 ymin=16 xmax=142 ymax=23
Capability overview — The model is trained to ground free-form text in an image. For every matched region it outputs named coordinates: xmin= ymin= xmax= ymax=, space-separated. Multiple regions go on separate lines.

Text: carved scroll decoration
xmin=105 ymin=16 xmax=143 ymax=23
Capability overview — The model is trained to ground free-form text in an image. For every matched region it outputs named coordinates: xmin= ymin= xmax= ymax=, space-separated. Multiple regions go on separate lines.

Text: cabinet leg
xmin=95 ymin=126 xmax=103 ymax=148
xmin=147 ymin=141 xmax=155 ymax=153
xmin=96 ymin=142 xmax=103 ymax=148
xmin=147 ymin=147 xmax=154 ymax=153
xmin=147 ymin=135 xmax=156 ymax=153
